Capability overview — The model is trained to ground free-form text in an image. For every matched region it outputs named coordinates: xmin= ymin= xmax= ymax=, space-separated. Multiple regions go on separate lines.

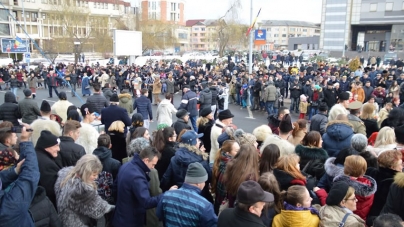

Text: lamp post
xmin=22 ymin=0 xmax=29 ymax=68
xmin=248 ymin=0 xmax=253 ymax=74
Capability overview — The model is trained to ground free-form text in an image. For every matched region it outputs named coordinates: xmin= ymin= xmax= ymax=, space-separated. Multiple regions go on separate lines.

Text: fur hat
xmin=279 ymin=114 xmax=293 ymax=133
xmin=234 ymin=129 xmax=257 ymax=146
xmin=300 ymin=94 xmax=307 ymax=102
xmin=218 ymin=109 xmax=234 ymax=121
xmin=40 ymin=100 xmax=51 ymax=112
xmin=260 ymin=134 xmax=295 ymax=156
xmin=339 ymin=92 xmax=350 ymax=101
xmin=252 ymin=125 xmax=272 ymax=142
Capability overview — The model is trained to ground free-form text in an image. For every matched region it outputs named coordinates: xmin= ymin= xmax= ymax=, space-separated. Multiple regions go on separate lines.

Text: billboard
xmin=254 ymin=29 xmax=267 ymax=46
xmin=113 ymin=30 xmax=142 ymax=56
xmin=1 ymin=38 xmax=29 ymax=53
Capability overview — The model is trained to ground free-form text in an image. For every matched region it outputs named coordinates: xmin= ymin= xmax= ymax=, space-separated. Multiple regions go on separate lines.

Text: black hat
xmin=176 ymin=109 xmax=189 ymax=119
xmin=36 ymin=130 xmax=60 ymax=149
xmin=183 ymin=85 xmax=190 ymax=89
xmin=279 ymin=114 xmax=293 ymax=133
xmin=327 ymin=81 xmax=334 ymax=86
xmin=394 ymin=124 xmax=404 ymax=143
xmin=58 ymin=92 xmax=67 ymax=100
xmin=218 ymin=109 xmax=234 ymax=121
xmin=326 ymin=181 xmax=350 ymax=206
xmin=40 ymin=100 xmax=51 ymax=112
xmin=200 ymin=107 xmax=212 ymax=118
xmin=319 ymin=102 xmax=328 ymax=112
xmin=23 ymin=89 xmax=32 ymax=97
xmin=339 ymin=92 xmax=350 ymax=101
xmin=110 ymin=93 xmax=119 ymax=102
xmin=237 ymin=180 xmax=274 ymax=204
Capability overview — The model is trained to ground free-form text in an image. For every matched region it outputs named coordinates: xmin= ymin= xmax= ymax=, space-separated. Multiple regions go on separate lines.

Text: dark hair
xmin=66 ymin=105 xmax=78 ymax=116
xmin=280 ymin=185 xmax=307 ymax=207
xmin=139 ymin=146 xmax=161 ymax=160
xmin=350 ymin=108 xmax=361 ymax=115
xmin=278 ymin=106 xmax=288 ymax=115
xmin=0 ymin=121 xmax=14 ymax=144
xmin=291 ymin=119 xmax=307 ymax=137
xmin=152 ymin=127 xmax=175 ymax=152
xmin=259 ymin=144 xmax=280 ymax=173
xmin=301 ymin=131 xmax=321 ymax=147
xmin=67 ymin=109 xmax=80 ymax=121
xmin=165 ymin=93 xmax=171 ymax=100
xmin=373 ymin=213 xmax=403 ymax=227
xmin=141 ymin=88 xmax=148 ymax=95
xmin=131 ymin=127 xmax=148 ymax=140
xmin=97 ymin=134 xmax=111 ymax=147
xmin=259 ymin=172 xmax=282 ymax=214
xmin=104 ymin=83 xmax=110 ymax=88
xmin=92 ymin=83 xmax=101 ymax=92
xmin=335 ymin=147 xmax=359 ymax=166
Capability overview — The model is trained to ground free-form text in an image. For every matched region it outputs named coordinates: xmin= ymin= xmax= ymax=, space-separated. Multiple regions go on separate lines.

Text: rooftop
xmin=261 ymin=20 xmax=319 ymax=28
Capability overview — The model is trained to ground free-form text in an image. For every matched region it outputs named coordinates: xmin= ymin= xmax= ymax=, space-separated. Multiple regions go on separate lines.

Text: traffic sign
xmin=25 ymin=53 xmax=30 ymax=63
xmin=254 ymin=29 xmax=266 ymax=46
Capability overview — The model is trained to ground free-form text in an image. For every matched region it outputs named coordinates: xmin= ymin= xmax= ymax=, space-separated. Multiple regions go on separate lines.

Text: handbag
xmin=339 ymin=213 xmax=351 ymax=227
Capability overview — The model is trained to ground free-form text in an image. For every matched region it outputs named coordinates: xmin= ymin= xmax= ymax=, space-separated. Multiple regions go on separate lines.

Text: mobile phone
xmin=9 ymin=126 xmax=33 ymax=133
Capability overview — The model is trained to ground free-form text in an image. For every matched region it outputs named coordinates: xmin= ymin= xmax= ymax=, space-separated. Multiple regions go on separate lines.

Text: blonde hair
xmin=344 ymin=155 xmax=367 ymax=177
xmin=196 ymin=116 xmax=209 ymax=128
xmin=360 ymin=103 xmax=375 ymax=119
xmin=108 ymin=120 xmax=125 ymax=133
xmin=60 ymin=154 xmax=102 ymax=189
xmin=374 ymin=127 xmax=396 ymax=148
xmin=343 ymin=186 xmax=355 ymax=200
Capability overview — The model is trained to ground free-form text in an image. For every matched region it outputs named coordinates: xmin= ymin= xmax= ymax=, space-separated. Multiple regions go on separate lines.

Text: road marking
xmin=43 ymin=99 xmax=56 ymax=103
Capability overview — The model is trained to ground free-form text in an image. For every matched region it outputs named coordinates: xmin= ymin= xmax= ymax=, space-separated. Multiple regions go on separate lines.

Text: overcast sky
xmin=184 ymin=0 xmax=322 ymax=24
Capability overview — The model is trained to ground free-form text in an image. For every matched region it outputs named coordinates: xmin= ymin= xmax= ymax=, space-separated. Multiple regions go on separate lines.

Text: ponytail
xmin=291 ymin=122 xmax=300 ymax=137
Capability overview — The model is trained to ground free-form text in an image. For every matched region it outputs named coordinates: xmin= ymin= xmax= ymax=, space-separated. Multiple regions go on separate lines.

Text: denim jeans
xmin=290 ymin=97 xmax=299 ymax=112
xmin=309 ymin=107 xmax=318 ymax=120
xmin=11 ymin=87 xmax=18 ymax=97
xmin=189 ymin=115 xmax=198 ymax=132
xmin=266 ymin=101 xmax=275 ymax=115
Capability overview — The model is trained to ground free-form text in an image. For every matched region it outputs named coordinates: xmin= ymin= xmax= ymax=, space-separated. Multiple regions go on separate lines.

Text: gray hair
xmin=351 ymin=134 xmax=367 ymax=152
xmin=127 ymin=137 xmax=150 ymax=157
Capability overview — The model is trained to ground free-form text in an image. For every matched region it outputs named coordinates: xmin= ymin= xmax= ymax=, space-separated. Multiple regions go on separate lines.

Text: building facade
xmin=186 ymin=19 xmax=219 ymax=51
xmin=320 ymin=0 xmax=404 ymax=52
xmin=139 ymin=0 xmax=185 ymax=26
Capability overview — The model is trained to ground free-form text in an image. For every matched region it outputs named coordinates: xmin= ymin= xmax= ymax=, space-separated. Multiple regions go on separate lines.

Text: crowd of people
xmin=0 ymin=54 xmax=404 ymax=227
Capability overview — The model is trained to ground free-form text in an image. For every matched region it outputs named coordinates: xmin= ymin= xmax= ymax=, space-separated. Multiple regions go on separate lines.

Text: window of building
xmin=41 ymin=0 xmax=47 ymax=3
xmin=274 ymin=34 xmax=279 ymax=37
xmin=402 ymin=1 xmax=404 ymax=10
xmin=290 ymin=28 xmax=295 ymax=32
xmin=0 ymin=24 xmax=10 ymax=36
xmin=201 ymin=28 xmax=205 ymax=31
xmin=32 ymin=12 xmax=38 ymax=19
xmin=281 ymin=40 xmax=286 ymax=43
xmin=266 ymin=28 xmax=271 ymax=31
xmin=0 ymin=9 xmax=8 ymax=21
xmin=370 ymin=3 xmax=377 ymax=11
xmin=282 ymin=34 xmax=286 ymax=37
xmin=386 ymin=2 xmax=393 ymax=11
xmin=42 ymin=13 xmax=46 ymax=19
xmin=303 ymin=29 xmax=307 ymax=32
xmin=94 ymin=2 xmax=97 ymax=8
xmin=194 ymin=27 xmax=199 ymax=31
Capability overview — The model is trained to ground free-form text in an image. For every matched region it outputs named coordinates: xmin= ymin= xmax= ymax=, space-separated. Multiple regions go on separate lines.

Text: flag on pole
xmin=246 ymin=8 xmax=262 ymax=36
xmin=15 ymin=36 xmax=23 ymax=46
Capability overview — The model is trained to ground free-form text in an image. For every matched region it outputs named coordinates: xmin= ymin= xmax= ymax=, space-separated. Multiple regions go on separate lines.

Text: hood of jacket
xmin=325 ymin=120 xmax=354 ymax=141
xmin=30 ymin=186 xmax=47 ymax=205
xmin=4 ymin=91 xmax=16 ymax=103
xmin=333 ymin=174 xmax=377 ymax=197
xmin=324 ymin=157 xmax=344 ymax=177
xmin=173 ymin=143 xmax=209 ymax=166
xmin=393 ymin=172 xmax=404 ymax=188
xmin=201 ymin=88 xmax=211 ymax=94
xmin=93 ymin=146 xmax=112 ymax=161
xmin=274 ymin=210 xmax=320 ymax=226
xmin=159 ymin=98 xmax=172 ymax=107
xmin=118 ymin=93 xmax=132 ymax=104
xmin=295 ymin=144 xmax=329 ymax=161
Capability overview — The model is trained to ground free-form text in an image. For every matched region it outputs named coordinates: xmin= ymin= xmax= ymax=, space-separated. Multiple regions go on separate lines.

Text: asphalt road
xmin=0 ymin=86 xmax=298 ymax=133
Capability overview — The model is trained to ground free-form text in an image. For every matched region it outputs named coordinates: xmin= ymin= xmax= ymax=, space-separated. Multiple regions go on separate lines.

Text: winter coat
xmin=35 ymin=147 xmax=63 ymax=207
xmin=101 ymin=104 xmax=131 ymax=134
xmin=113 ymin=154 xmax=163 ymax=227
xmin=109 ymin=75 xmax=117 ymax=88
xmin=322 ymin=120 xmax=354 ymax=157
xmin=172 ymin=119 xmax=191 ymax=136
xmin=348 ymin=114 xmax=366 ymax=136
xmin=133 ymin=95 xmax=153 ymax=120
xmin=218 ymin=207 xmax=265 ymax=227
xmin=29 ymin=186 xmax=61 ymax=227
xmin=199 ymin=88 xmax=213 ymax=110
xmin=319 ymin=205 xmax=365 ymax=227
xmin=30 ymin=118 xmax=62 ymax=147
xmin=360 ymin=118 xmax=379 ymax=138
xmin=81 ymin=76 xmax=91 ymax=95
xmin=86 ymin=93 xmax=108 ymax=114
xmin=210 ymin=120 xmax=226 ymax=163
xmin=51 ymin=100 xmax=73 ymax=124
xmin=46 ymin=74 xmax=59 ymax=87
xmin=333 ymin=175 xmax=377 ymax=221
xmin=28 ymin=77 xmax=37 ymax=89
xmin=272 ymin=209 xmax=320 ymax=227
xmin=323 ymin=88 xmax=337 ymax=108
xmin=309 ymin=113 xmax=328 ymax=135
xmin=273 ymin=168 xmax=306 ymax=191
xmin=118 ymin=93 xmax=133 ymax=115
xmin=155 ymin=141 xmax=177 ymax=180
xmin=268 ymin=115 xmax=281 ymax=135
xmin=0 ymin=91 xmax=21 ymax=126
xmin=165 ymin=78 xmax=175 ymax=93
xmin=55 ymin=167 xmax=114 ymax=227
xmin=103 ymin=88 xmax=114 ymax=103
xmin=317 ymin=157 xmax=344 ymax=192
xmin=109 ymin=132 xmax=127 ymax=164
xmin=18 ymin=97 xmax=41 ymax=124
xmin=198 ymin=119 xmax=214 ymax=154
xmin=156 ymin=99 xmax=177 ymax=126
xmin=152 ymin=79 xmax=162 ymax=94
xmin=287 ymin=130 xmax=306 ymax=146
xmin=210 ymin=86 xmax=220 ymax=105
xmin=93 ymin=146 xmax=121 ymax=180
xmin=351 ymin=88 xmax=365 ymax=103
xmin=295 ymin=145 xmax=328 ymax=180
xmin=381 ymin=172 xmax=404 ymax=220
xmin=179 ymin=90 xmax=198 ymax=117
xmin=264 ymin=84 xmax=277 ymax=102
xmin=76 ymin=122 xmax=99 ymax=154
xmin=328 ymin=103 xmax=349 ymax=121
xmin=366 ymin=167 xmax=398 ymax=226
xmin=289 ymin=82 xmax=302 ymax=98
xmin=58 ymin=136 xmax=86 ymax=167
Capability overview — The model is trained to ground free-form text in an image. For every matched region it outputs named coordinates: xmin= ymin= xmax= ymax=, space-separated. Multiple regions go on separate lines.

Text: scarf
xmin=283 ymin=201 xmax=319 ymax=216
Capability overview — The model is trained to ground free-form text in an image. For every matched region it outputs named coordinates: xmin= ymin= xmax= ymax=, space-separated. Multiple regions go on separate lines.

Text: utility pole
xmin=248 ymin=0 xmax=253 ymax=74
xmin=22 ymin=0 xmax=30 ymax=69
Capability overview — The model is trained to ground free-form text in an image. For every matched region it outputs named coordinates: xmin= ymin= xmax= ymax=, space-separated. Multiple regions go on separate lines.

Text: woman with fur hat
xmin=51 ymin=92 xmax=73 ymax=124
xmin=55 ymin=154 xmax=114 ymax=227
xmin=197 ymin=107 xmax=214 ymax=153
xmin=252 ymin=125 xmax=272 ymax=149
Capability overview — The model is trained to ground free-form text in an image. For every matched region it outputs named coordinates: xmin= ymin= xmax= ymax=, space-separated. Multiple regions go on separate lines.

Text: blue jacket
xmin=179 ymin=90 xmax=198 ymax=117
xmin=101 ymin=104 xmax=131 ymax=134
xmin=322 ymin=121 xmax=354 ymax=157
xmin=0 ymin=142 xmax=40 ymax=227
xmin=113 ymin=154 xmax=162 ymax=227
xmin=133 ymin=95 xmax=153 ymax=120
xmin=156 ymin=183 xmax=217 ymax=227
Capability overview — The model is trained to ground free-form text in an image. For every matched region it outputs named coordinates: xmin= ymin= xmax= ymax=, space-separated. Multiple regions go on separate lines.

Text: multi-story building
xmin=0 ymin=0 xmax=136 ymax=53
xmin=139 ymin=0 xmax=185 ymax=26
xmin=320 ymin=0 xmax=404 ymax=52
xmin=260 ymin=20 xmax=320 ymax=50
xmin=186 ymin=19 xmax=219 ymax=51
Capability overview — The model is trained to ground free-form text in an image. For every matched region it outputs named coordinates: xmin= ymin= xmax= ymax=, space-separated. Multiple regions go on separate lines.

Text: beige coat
xmin=287 ymin=130 xmax=306 ymax=146
xmin=319 ymin=205 xmax=365 ymax=227
xmin=328 ymin=103 xmax=349 ymax=121
xmin=30 ymin=118 xmax=62 ymax=146
xmin=377 ymin=107 xmax=389 ymax=128
xmin=152 ymin=79 xmax=162 ymax=94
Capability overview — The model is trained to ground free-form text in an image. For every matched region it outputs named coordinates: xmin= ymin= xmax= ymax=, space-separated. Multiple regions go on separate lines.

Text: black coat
xmin=381 ymin=172 xmax=404 ymax=221
xmin=218 ymin=207 xmax=265 ymax=227
xmin=0 ymin=91 xmax=21 ymax=126
xmin=58 ymin=136 xmax=86 ymax=167
xmin=93 ymin=146 xmax=121 ymax=180
xmin=210 ymin=86 xmax=220 ymax=105
xmin=155 ymin=141 xmax=177 ymax=180
xmin=172 ymin=119 xmax=191 ymax=136
xmin=29 ymin=186 xmax=61 ymax=227
xmin=198 ymin=119 xmax=214 ymax=153
xmin=323 ymin=88 xmax=337 ymax=107
xmin=361 ymin=118 xmax=379 ymax=138
xmin=101 ymin=105 xmax=132 ymax=134
xmin=295 ymin=144 xmax=328 ymax=180
xmin=109 ymin=132 xmax=127 ymax=164
xmin=35 ymin=148 xmax=63 ymax=207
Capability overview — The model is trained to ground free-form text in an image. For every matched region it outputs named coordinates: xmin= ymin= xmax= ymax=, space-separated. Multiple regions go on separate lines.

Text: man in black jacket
xmin=289 ymin=78 xmax=301 ymax=113
xmin=58 ymin=120 xmax=86 ymax=167
xmin=172 ymin=109 xmax=191 ymax=136
xmin=86 ymin=83 xmax=108 ymax=114
xmin=323 ymin=81 xmax=338 ymax=111
xmin=0 ymin=92 xmax=21 ymax=126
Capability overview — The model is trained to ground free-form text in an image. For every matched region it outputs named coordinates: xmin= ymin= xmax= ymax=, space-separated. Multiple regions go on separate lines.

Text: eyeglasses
xmin=345 ymin=197 xmax=358 ymax=202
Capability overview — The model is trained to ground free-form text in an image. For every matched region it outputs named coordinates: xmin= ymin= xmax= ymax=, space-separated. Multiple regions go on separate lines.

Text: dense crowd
xmin=0 ymin=55 xmax=404 ymax=227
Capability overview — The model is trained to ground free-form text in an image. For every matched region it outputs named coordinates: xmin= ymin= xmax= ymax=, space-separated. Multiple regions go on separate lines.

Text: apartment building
xmin=139 ymin=0 xmax=185 ymax=26
xmin=185 ymin=19 xmax=220 ymax=51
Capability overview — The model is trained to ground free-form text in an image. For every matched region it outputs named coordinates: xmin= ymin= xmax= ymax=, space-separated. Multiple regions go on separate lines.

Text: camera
xmin=4 ymin=126 xmax=34 ymax=133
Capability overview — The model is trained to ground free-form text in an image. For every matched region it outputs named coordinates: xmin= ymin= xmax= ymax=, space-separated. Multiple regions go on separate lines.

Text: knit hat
xmin=279 ymin=114 xmax=293 ymax=133
xmin=200 ymin=107 xmax=212 ymax=118
xmin=339 ymin=92 xmax=350 ymax=101
xmin=157 ymin=123 xmax=169 ymax=130
xmin=184 ymin=162 xmax=208 ymax=184
xmin=327 ymin=81 xmax=334 ymax=86
xmin=252 ymin=125 xmax=272 ymax=142
xmin=237 ymin=180 xmax=274 ymax=204
xmin=176 ymin=109 xmax=189 ymax=119
xmin=131 ymin=113 xmax=144 ymax=127
xmin=218 ymin=109 xmax=234 ymax=121
xmin=110 ymin=93 xmax=119 ymax=102
xmin=40 ymin=100 xmax=51 ymax=112
xmin=180 ymin=130 xmax=203 ymax=146
xmin=36 ymin=130 xmax=60 ymax=149
xmin=23 ymin=89 xmax=32 ymax=97
xmin=326 ymin=181 xmax=350 ymax=206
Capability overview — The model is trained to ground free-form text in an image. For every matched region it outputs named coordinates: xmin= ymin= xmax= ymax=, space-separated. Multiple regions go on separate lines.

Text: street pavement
xmin=0 ymin=86 xmax=298 ymax=133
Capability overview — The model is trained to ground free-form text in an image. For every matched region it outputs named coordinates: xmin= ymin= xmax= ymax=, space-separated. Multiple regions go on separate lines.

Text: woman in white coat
xmin=156 ymin=94 xmax=177 ymax=126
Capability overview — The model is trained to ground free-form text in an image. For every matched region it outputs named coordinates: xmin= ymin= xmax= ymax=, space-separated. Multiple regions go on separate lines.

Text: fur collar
xmin=324 ymin=157 xmax=344 ymax=177
xmin=178 ymin=143 xmax=209 ymax=160
xmin=295 ymin=144 xmax=329 ymax=161
xmin=333 ymin=175 xmax=377 ymax=197
xmin=394 ymin=172 xmax=404 ymax=188
xmin=326 ymin=120 xmax=353 ymax=128
xmin=118 ymin=93 xmax=132 ymax=99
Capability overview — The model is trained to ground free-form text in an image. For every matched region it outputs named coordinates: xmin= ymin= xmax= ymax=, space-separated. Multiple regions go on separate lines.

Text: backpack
xmin=95 ymin=171 xmax=114 ymax=204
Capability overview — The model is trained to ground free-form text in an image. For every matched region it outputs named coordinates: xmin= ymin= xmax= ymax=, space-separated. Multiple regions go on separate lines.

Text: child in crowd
xmin=299 ymin=94 xmax=309 ymax=119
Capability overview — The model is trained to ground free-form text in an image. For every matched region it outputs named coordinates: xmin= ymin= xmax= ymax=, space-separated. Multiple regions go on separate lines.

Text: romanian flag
xmin=246 ymin=8 xmax=262 ymax=36
xmin=14 ymin=36 xmax=23 ymax=48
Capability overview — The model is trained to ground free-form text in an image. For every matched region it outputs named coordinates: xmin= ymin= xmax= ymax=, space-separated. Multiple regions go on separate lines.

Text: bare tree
xmin=138 ymin=19 xmax=178 ymax=52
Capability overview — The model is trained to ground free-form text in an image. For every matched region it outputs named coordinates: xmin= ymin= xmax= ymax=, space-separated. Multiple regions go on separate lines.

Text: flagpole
xmin=248 ymin=0 xmax=253 ymax=74
xmin=22 ymin=0 xmax=29 ymax=69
